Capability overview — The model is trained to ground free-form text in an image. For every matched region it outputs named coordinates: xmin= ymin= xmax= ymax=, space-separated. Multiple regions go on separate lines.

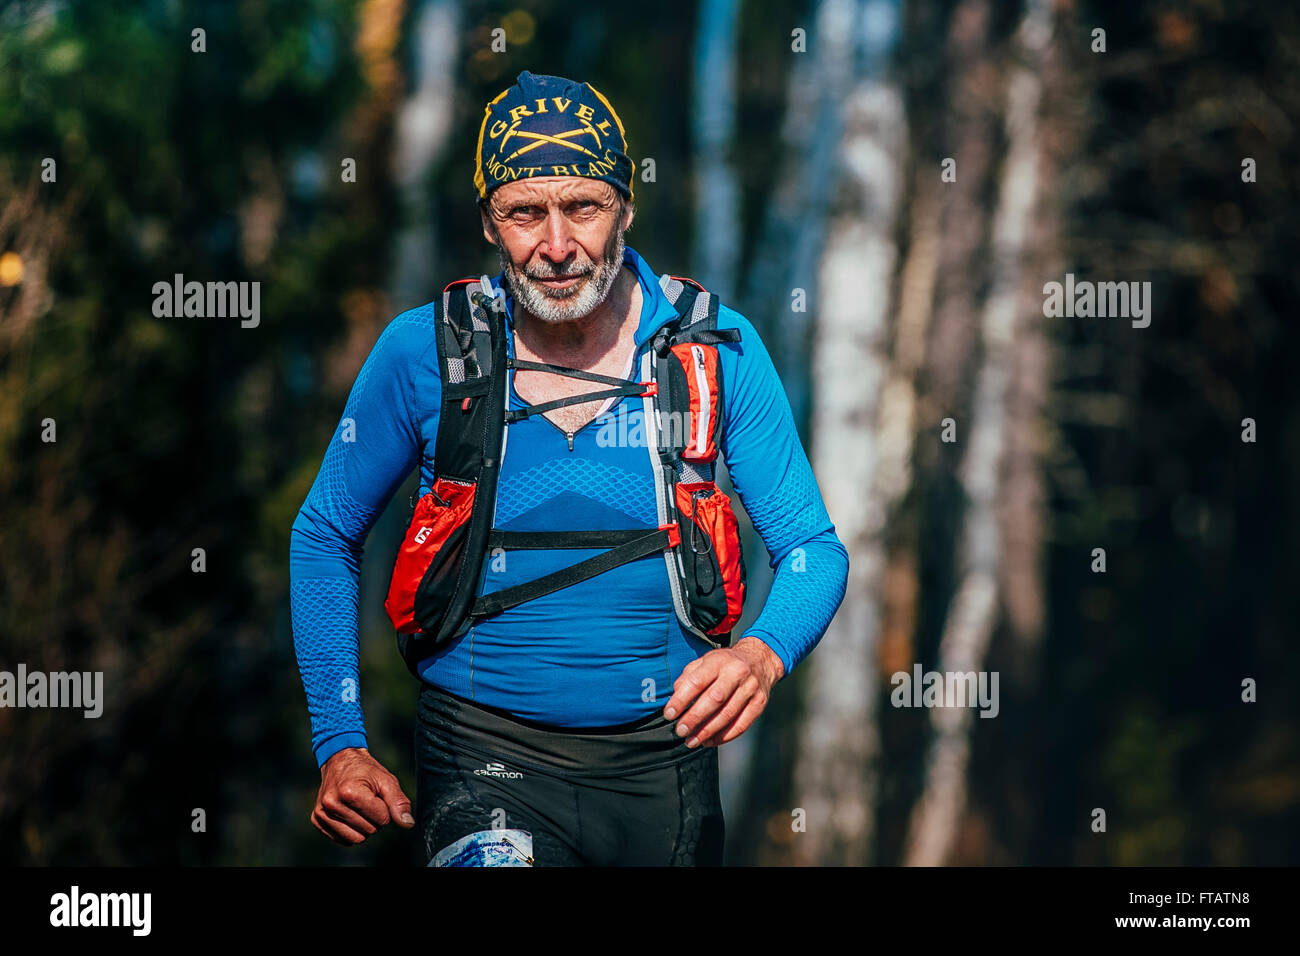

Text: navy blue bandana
xmin=474 ymin=70 xmax=634 ymax=203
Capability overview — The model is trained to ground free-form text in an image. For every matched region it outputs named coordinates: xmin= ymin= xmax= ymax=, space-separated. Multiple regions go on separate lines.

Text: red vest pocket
xmin=385 ymin=478 xmax=477 ymax=635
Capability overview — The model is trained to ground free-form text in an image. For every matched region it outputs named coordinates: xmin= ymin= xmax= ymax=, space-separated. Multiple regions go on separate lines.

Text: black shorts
xmin=414 ymin=682 xmax=725 ymax=866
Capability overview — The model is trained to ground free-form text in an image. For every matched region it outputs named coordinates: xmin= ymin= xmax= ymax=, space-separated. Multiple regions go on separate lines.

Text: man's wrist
xmin=315 ymin=731 xmax=369 ymax=769
xmin=736 ymin=635 xmax=785 ymax=687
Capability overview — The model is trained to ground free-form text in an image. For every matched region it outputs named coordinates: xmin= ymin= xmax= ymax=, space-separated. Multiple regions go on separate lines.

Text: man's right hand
xmin=311 ymin=747 xmax=415 ymax=845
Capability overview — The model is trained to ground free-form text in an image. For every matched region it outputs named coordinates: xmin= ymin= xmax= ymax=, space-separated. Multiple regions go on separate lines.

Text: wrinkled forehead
xmin=488 ymin=177 xmax=618 ymax=210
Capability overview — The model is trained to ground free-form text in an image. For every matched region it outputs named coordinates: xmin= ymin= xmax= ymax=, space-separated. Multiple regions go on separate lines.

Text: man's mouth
xmin=533 ymin=273 xmax=585 ymax=289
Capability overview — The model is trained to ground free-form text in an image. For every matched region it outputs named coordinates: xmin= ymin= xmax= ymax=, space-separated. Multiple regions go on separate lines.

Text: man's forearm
xmin=289 ymin=564 xmax=369 ymax=768
xmin=741 ymin=530 xmax=850 ymax=677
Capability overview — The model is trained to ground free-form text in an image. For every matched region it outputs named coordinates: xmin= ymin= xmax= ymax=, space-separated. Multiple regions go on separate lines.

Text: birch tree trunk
xmin=692 ymin=0 xmax=742 ymax=300
xmin=875 ymin=180 xmax=941 ymax=679
xmin=921 ymin=0 xmax=996 ymax=425
xmin=1000 ymin=0 xmax=1073 ymax=680
xmin=790 ymin=0 xmax=906 ymax=866
xmin=390 ymin=0 xmax=461 ymax=312
xmin=902 ymin=0 xmax=1055 ymax=867
xmin=740 ymin=0 xmax=857 ymax=432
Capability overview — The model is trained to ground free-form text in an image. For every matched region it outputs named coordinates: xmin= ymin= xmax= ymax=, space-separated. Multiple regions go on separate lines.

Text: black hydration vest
xmin=384 ymin=273 xmax=748 ymax=676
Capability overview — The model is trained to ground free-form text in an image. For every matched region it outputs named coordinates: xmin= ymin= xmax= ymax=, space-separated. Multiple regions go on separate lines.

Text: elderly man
xmin=290 ymin=71 xmax=848 ymax=866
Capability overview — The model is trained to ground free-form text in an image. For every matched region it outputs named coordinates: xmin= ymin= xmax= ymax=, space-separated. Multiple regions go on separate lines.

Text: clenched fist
xmin=312 ymin=747 xmax=415 ymax=845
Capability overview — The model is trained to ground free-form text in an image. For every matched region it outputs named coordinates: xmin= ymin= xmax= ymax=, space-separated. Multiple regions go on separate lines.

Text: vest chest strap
xmin=469 ymin=524 xmax=680 ymax=619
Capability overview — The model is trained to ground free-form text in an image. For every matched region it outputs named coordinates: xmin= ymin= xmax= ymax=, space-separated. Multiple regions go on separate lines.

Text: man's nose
xmin=538 ymin=206 xmax=575 ymax=263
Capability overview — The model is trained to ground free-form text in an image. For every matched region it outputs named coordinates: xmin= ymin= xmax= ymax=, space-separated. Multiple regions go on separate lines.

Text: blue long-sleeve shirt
xmin=290 ymin=245 xmax=848 ymax=767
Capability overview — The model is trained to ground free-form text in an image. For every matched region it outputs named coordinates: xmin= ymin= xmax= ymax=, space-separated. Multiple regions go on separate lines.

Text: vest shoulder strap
xmin=419 ymin=275 xmax=508 ymax=647
xmin=653 ymin=274 xmax=742 ymax=353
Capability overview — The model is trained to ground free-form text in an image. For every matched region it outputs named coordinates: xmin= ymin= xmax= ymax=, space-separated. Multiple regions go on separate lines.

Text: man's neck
xmin=512 ymin=265 xmax=640 ymax=365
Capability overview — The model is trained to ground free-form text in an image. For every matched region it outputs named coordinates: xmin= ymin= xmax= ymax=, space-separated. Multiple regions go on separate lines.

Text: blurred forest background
xmin=1 ymin=0 xmax=1297 ymax=866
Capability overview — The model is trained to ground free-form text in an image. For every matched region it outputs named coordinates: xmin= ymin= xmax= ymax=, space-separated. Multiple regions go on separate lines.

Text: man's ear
xmin=480 ymin=205 xmax=495 ymax=246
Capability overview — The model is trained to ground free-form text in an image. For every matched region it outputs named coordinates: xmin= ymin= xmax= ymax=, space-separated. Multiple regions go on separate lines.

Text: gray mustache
xmin=528 ymin=269 xmax=592 ymax=279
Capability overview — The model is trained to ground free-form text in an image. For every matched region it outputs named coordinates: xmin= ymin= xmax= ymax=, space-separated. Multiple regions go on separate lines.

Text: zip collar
xmin=489 ymin=245 xmax=683 ymax=353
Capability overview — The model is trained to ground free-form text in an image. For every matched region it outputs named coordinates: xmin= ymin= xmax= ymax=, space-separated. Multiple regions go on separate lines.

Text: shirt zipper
xmin=510 ymin=345 xmax=637 ymax=453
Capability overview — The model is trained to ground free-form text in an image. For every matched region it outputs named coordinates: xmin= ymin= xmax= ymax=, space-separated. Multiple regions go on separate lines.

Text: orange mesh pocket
xmin=668 ymin=343 xmax=721 ymax=462
xmin=675 ymin=481 xmax=746 ymax=637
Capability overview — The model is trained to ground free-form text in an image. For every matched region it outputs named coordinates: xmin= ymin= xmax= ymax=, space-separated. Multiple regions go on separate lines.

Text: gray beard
xmin=498 ymin=227 xmax=626 ymax=325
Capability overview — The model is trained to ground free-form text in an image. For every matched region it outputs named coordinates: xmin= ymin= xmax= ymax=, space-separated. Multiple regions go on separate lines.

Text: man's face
xmin=481 ymin=177 xmax=633 ymax=324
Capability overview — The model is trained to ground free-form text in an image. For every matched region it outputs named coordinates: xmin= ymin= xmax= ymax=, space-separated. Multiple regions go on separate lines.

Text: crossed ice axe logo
xmin=497 ymin=119 xmax=606 ymax=165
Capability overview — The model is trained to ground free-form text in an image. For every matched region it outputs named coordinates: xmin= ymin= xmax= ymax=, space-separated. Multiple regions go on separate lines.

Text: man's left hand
xmin=663 ymin=636 xmax=785 ymax=748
